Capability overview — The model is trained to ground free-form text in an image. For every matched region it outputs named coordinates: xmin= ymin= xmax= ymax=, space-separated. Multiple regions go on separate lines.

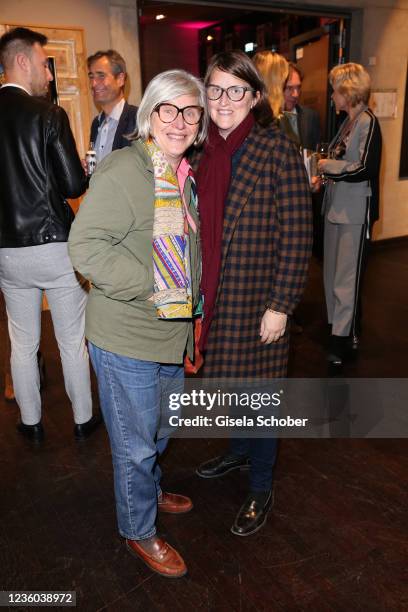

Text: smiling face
xmin=150 ymin=93 xmax=200 ymax=170
xmin=207 ymin=68 xmax=260 ymax=139
xmin=88 ymin=55 xmax=125 ymax=113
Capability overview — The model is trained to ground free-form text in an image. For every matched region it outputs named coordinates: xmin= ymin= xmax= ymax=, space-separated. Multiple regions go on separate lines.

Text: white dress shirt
xmin=95 ymin=98 xmax=126 ymax=162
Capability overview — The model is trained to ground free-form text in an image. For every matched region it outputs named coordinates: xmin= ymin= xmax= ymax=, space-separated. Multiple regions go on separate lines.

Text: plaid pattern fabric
xmin=193 ymin=122 xmax=312 ymax=378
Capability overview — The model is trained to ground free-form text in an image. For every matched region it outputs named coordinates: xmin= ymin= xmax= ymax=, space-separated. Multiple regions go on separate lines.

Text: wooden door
xmin=297 ymin=34 xmax=330 ymax=141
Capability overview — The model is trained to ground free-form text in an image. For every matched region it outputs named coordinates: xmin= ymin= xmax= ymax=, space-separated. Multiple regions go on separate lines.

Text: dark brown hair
xmin=287 ymin=62 xmax=303 ymax=83
xmin=205 ymin=49 xmax=273 ymax=126
xmin=0 ymin=27 xmax=47 ymax=70
xmin=87 ymin=49 xmax=127 ymax=77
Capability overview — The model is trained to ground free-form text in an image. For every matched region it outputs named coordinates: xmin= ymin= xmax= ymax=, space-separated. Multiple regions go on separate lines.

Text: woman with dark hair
xmin=194 ymin=50 xmax=312 ymax=536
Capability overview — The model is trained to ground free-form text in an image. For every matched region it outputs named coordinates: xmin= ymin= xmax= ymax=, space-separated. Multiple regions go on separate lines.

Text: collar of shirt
xmin=1 ymin=82 xmax=31 ymax=95
xmin=98 ymin=97 xmax=126 ymax=125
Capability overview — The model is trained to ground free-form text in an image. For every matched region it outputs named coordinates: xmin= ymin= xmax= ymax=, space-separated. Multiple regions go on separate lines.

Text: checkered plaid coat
xmin=193 ymin=121 xmax=312 ymax=378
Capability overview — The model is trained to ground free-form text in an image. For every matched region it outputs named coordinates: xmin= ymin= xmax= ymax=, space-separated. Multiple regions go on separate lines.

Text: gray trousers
xmin=323 ymin=217 xmax=366 ymax=337
xmin=0 ymin=243 xmax=92 ymax=425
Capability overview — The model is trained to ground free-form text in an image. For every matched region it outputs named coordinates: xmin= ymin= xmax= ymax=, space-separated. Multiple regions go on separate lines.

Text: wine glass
xmin=316 ymin=142 xmax=329 ymax=184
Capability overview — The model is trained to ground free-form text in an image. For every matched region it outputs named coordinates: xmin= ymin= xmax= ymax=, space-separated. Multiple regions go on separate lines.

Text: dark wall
xmin=141 ymin=23 xmax=200 ymax=89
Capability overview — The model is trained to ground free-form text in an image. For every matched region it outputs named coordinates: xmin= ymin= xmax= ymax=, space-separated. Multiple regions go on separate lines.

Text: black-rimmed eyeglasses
xmin=206 ymin=85 xmax=255 ymax=101
xmin=154 ymin=103 xmax=203 ymax=125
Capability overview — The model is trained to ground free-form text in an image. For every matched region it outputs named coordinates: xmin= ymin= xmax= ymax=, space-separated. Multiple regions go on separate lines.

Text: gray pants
xmin=0 ymin=243 xmax=92 ymax=425
xmin=323 ymin=218 xmax=366 ymax=337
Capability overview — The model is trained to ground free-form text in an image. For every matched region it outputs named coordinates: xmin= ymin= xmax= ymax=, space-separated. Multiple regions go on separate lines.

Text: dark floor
xmin=1 ymin=245 xmax=408 ymax=612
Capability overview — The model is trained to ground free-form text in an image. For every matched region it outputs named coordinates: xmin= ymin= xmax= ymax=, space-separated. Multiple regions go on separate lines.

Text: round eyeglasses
xmin=154 ymin=103 xmax=203 ymax=125
xmin=206 ymin=85 xmax=255 ymax=102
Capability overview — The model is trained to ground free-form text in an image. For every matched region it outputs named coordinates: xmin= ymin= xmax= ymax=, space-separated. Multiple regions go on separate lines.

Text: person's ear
xmin=15 ymin=52 xmax=31 ymax=74
xmin=251 ymin=91 xmax=261 ymax=109
xmin=116 ymin=72 xmax=126 ymax=89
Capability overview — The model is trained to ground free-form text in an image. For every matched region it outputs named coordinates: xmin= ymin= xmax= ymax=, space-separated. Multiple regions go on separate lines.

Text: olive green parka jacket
xmin=68 ymin=139 xmax=201 ymax=363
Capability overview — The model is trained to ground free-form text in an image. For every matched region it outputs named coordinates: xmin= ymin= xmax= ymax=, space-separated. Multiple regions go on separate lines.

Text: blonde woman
xmin=253 ymin=50 xmax=298 ymax=143
xmin=318 ymin=63 xmax=382 ymax=365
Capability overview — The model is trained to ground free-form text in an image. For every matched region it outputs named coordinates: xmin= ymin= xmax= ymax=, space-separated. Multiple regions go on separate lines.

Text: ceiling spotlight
xmin=207 ymin=35 xmax=214 ymax=41
xmin=156 ymin=14 xmax=165 ymax=20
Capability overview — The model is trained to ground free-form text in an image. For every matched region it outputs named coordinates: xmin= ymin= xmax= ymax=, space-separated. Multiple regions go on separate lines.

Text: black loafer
xmin=350 ymin=334 xmax=359 ymax=351
xmin=17 ymin=421 xmax=44 ymax=442
xmin=231 ymin=490 xmax=274 ymax=536
xmin=196 ymin=454 xmax=250 ymax=478
xmin=74 ymin=415 xmax=102 ymax=440
xmin=327 ymin=335 xmax=350 ymax=365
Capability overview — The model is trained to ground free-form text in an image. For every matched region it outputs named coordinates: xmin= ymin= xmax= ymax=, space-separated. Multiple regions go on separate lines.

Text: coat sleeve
xmin=47 ymin=105 xmax=87 ymax=198
xmin=266 ymin=144 xmax=313 ymax=315
xmin=324 ymin=113 xmax=381 ymax=183
xmin=68 ymin=167 xmax=153 ymax=302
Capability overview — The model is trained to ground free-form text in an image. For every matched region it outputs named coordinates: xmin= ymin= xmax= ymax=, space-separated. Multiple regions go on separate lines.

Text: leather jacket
xmin=0 ymin=86 xmax=87 ymax=248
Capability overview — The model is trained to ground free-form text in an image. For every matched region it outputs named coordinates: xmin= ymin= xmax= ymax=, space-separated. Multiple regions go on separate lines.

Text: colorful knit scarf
xmin=144 ymin=139 xmax=196 ymax=319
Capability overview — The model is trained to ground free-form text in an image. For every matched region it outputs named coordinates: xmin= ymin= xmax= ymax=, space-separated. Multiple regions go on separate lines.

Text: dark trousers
xmin=230 ymin=437 xmax=277 ymax=492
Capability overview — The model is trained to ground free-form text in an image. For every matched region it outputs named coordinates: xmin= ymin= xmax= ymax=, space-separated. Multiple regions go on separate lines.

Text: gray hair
xmin=87 ymin=49 xmax=126 ymax=77
xmin=131 ymin=69 xmax=208 ymax=146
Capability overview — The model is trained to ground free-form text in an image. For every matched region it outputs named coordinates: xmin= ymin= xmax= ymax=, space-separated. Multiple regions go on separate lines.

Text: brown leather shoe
xmin=4 ymin=373 xmax=15 ymax=402
xmin=126 ymin=536 xmax=187 ymax=578
xmin=158 ymin=492 xmax=193 ymax=514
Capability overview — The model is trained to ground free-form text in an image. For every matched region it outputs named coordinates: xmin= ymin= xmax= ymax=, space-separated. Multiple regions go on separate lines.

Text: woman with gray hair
xmin=317 ymin=62 xmax=382 ymax=365
xmin=68 ymin=69 xmax=207 ymax=577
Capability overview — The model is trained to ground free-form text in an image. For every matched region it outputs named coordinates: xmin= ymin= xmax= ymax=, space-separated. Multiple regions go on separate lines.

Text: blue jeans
xmin=88 ymin=342 xmax=183 ymax=540
xmin=230 ymin=438 xmax=277 ymax=492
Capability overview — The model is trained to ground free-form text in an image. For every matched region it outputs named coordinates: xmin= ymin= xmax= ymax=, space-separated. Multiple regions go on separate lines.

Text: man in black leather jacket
xmin=0 ymin=27 xmax=100 ymax=442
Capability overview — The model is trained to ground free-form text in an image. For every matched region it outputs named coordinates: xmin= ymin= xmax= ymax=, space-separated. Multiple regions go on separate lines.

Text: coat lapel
xmin=297 ymin=105 xmax=307 ymax=151
xmin=112 ymin=102 xmax=129 ymax=151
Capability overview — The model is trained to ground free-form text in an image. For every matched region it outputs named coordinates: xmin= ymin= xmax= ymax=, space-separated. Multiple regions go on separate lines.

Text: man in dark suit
xmin=284 ymin=62 xmax=320 ymax=151
xmin=87 ymin=50 xmax=137 ymax=161
xmin=285 ymin=62 xmax=323 ymax=262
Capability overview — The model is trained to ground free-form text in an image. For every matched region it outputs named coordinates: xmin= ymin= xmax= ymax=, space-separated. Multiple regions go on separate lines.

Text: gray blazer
xmin=323 ymin=107 xmax=382 ymax=225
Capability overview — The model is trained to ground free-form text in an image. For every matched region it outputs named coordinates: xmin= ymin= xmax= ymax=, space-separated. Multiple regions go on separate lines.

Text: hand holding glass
xmin=316 ymin=142 xmax=330 ymax=184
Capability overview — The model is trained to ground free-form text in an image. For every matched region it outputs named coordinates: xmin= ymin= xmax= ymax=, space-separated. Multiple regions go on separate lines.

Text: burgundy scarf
xmin=196 ymin=112 xmax=255 ymax=350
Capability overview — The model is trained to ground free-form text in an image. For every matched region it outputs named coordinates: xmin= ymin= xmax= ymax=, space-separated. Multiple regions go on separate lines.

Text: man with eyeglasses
xmin=87 ymin=50 xmax=137 ymax=163
xmin=285 ymin=62 xmax=324 ymax=266
xmin=283 ymin=62 xmax=320 ymax=152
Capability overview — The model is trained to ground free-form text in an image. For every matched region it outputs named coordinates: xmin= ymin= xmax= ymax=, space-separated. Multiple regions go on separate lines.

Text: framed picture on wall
xmin=47 ymin=56 xmax=59 ymax=105
xmin=399 ymin=62 xmax=408 ymax=179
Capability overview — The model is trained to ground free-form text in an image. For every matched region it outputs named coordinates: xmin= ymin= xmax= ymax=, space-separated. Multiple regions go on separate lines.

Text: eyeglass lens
xmin=206 ymin=85 xmax=250 ymax=101
xmin=157 ymin=104 xmax=202 ymax=124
